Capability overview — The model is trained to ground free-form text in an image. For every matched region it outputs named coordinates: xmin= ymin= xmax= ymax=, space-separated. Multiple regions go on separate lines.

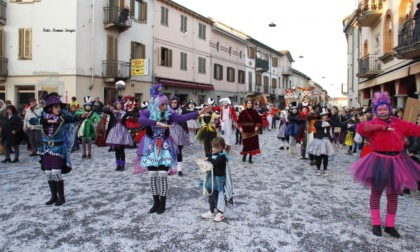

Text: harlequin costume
xmin=124 ymin=95 xmax=140 ymax=148
xmin=214 ymin=98 xmax=238 ymax=153
xmin=351 ymin=92 xmax=420 ymax=238
xmin=196 ymin=98 xmax=220 ymax=157
xmin=136 ymin=84 xmax=204 ymax=214
xmin=104 ymin=96 xmax=134 ymax=171
xmin=29 ymin=93 xmax=87 ymax=206
xmin=237 ymin=100 xmax=262 ymax=163
xmin=75 ymin=96 xmax=101 ymax=158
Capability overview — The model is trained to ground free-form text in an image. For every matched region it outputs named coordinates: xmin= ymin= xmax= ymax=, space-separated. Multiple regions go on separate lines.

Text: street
xmin=1 ymin=130 xmax=419 ymax=252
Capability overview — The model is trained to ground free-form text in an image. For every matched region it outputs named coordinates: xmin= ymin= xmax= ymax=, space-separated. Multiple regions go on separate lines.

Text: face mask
xmin=376 ymin=104 xmax=390 ymax=120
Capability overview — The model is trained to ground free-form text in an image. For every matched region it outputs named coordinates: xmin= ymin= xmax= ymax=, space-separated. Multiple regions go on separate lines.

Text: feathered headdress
xmin=372 ymin=92 xmax=392 ymax=115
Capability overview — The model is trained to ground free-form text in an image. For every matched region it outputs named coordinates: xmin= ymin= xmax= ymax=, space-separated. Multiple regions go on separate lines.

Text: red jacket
xmin=357 ymin=117 xmax=420 ymax=152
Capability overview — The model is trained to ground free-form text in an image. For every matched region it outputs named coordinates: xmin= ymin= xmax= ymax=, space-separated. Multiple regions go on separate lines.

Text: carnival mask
xmin=376 ymin=104 xmax=390 ymax=120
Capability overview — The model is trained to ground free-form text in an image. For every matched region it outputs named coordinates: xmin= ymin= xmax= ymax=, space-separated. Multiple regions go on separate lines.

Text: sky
xmin=172 ymin=0 xmax=359 ymax=97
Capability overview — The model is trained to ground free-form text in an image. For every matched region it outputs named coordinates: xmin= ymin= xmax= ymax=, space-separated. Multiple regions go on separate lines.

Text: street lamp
xmin=268 ymin=22 xmax=276 ymax=27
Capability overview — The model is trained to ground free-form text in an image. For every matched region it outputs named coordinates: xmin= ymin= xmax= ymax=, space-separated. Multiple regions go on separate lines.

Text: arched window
xmin=383 ymin=13 xmax=394 ymax=53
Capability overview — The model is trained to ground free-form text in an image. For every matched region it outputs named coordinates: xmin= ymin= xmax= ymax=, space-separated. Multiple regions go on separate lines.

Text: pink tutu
xmin=351 ymin=152 xmax=420 ymax=193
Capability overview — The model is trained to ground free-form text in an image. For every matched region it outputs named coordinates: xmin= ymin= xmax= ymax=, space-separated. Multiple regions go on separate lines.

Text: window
xmin=198 ymin=57 xmax=206 ymax=74
xmin=248 ymin=47 xmax=255 ymax=59
xmin=227 ymin=67 xmax=235 ymax=82
xmin=271 ymin=78 xmax=277 ymax=89
xmin=18 ymin=28 xmax=32 ymax=60
xmin=180 ymin=15 xmax=187 ymax=33
xmin=159 ymin=47 xmax=172 ymax=67
xmin=272 ymin=57 xmax=278 ymax=67
xmin=132 ymin=0 xmax=147 ymax=23
xmin=229 ymin=47 xmax=232 ymax=56
xmin=238 ymin=70 xmax=245 ymax=84
xmin=263 ymin=53 xmax=268 ymax=60
xmin=256 ymin=74 xmax=262 ymax=86
xmin=131 ymin=42 xmax=145 ymax=59
xmin=180 ymin=52 xmax=187 ymax=70
xmin=264 ymin=76 xmax=269 ymax=93
xmin=239 ymin=51 xmax=243 ymax=59
xmin=0 ymin=29 xmax=4 ymax=58
xmin=161 ymin=6 xmax=168 ymax=26
xmin=198 ymin=23 xmax=206 ymax=40
xmin=214 ymin=64 xmax=223 ymax=80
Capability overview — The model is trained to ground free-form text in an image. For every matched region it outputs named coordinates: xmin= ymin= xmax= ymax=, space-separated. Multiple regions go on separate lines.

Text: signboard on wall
xmin=403 ymin=97 xmax=420 ymax=123
xmin=131 ymin=59 xmax=149 ymax=76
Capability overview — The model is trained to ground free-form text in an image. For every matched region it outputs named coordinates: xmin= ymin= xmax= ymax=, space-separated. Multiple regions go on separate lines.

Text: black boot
xmin=149 ymin=195 xmax=160 ymax=214
xmin=45 ymin=181 xmax=58 ymax=205
xmin=242 ymin=154 xmax=246 ymax=162
xmin=55 ymin=180 xmax=65 ymax=206
xmin=372 ymin=225 xmax=382 ymax=236
xmin=384 ymin=227 xmax=401 ymax=238
xmin=1 ymin=158 xmax=11 ymax=163
xmin=156 ymin=196 xmax=166 ymax=214
xmin=249 ymin=155 xmax=253 ymax=164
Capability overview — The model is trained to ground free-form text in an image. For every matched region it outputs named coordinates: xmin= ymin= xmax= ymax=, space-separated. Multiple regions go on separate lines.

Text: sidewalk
xmin=1 ymin=130 xmax=419 ymax=251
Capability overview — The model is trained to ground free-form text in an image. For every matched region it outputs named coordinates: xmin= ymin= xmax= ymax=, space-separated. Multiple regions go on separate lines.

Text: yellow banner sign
xmin=131 ymin=59 xmax=149 ymax=76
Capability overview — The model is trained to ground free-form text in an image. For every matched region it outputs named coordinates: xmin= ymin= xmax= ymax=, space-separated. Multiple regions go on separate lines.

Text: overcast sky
xmin=172 ymin=0 xmax=359 ymax=97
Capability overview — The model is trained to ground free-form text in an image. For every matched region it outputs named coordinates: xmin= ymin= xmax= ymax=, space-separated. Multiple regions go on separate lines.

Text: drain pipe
xmin=90 ymin=0 xmax=95 ymax=90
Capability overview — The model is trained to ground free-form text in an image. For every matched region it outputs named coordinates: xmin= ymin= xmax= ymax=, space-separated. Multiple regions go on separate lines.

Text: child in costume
xmin=29 ymin=93 xmax=91 ymax=206
xmin=137 ymin=84 xmax=213 ymax=214
xmin=75 ymin=96 xmax=101 ymax=159
xmin=196 ymin=98 xmax=220 ymax=157
xmin=277 ymin=109 xmax=289 ymax=150
xmin=104 ymin=96 xmax=134 ymax=171
xmin=351 ymin=92 xmax=420 ymax=238
xmin=200 ymin=137 xmax=233 ymax=222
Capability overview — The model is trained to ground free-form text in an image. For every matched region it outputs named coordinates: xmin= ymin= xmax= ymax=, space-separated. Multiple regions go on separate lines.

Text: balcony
xmin=0 ymin=1 xmax=6 ymax=25
xmin=394 ymin=19 xmax=420 ymax=59
xmin=255 ymin=58 xmax=269 ymax=73
xmin=357 ymin=0 xmax=383 ymax=27
xmin=102 ymin=60 xmax=130 ymax=83
xmin=103 ymin=6 xmax=132 ymax=32
xmin=281 ymin=66 xmax=293 ymax=76
xmin=357 ymin=54 xmax=383 ymax=78
xmin=0 ymin=57 xmax=8 ymax=81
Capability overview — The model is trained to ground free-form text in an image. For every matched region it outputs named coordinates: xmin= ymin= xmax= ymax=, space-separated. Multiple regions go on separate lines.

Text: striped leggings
xmin=370 ymin=188 xmax=398 ymax=214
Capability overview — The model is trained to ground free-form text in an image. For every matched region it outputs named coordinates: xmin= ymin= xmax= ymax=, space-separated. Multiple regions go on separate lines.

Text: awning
xmin=376 ymin=67 xmax=409 ymax=85
xmin=359 ymin=79 xmax=376 ymax=89
xmin=159 ymin=78 xmax=214 ymax=90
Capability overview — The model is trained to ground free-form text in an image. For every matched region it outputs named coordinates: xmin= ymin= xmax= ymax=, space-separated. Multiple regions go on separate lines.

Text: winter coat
xmin=1 ymin=114 xmax=24 ymax=145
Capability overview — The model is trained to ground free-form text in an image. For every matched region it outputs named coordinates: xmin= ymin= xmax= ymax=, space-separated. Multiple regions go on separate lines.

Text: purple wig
xmin=372 ymin=92 xmax=392 ymax=115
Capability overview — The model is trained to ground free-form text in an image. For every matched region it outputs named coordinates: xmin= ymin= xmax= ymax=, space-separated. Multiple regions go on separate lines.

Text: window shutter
xmin=119 ymin=0 xmax=124 ymax=8
xmin=160 ymin=6 xmax=164 ymax=24
xmin=114 ymin=37 xmax=118 ymax=60
xmin=131 ymin=41 xmax=135 ymax=60
xmin=107 ymin=35 xmax=114 ymax=61
xmin=168 ymin=49 xmax=172 ymax=67
xmin=142 ymin=2 xmax=148 ymax=22
xmin=158 ymin=47 xmax=162 ymax=65
xmin=140 ymin=44 xmax=145 ymax=58
xmin=130 ymin=0 xmax=134 ymax=17
xmin=214 ymin=64 xmax=217 ymax=79
xmin=0 ymin=30 xmax=4 ymax=58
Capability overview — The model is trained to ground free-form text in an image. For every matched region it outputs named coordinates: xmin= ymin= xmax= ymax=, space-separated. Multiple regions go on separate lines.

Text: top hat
xmin=43 ymin=93 xmax=67 ymax=113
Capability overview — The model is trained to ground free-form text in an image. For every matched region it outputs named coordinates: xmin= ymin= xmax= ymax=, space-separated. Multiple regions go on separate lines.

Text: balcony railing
xmin=0 ymin=1 xmax=6 ymax=25
xmin=282 ymin=66 xmax=293 ymax=76
xmin=357 ymin=0 xmax=383 ymax=27
xmin=357 ymin=54 xmax=382 ymax=78
xmin=102 ymin=60 xmax=130 ymax=80
xmin=0 ymin=56 xmax=8 ymax=78
xmin=255 ymin=58 xmax=269 ymax=73
xmin=394 ymin=19 xmax=420 ymax=59
xmin=103 ymin=6 xmax=132 ymax=32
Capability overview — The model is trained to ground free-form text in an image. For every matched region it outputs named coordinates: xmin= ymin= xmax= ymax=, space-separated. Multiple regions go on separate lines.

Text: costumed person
xmin=104 ymin=96 xmax=135 ymax=171
xmin=124 ymin=95 xmax=140 ymax=148
xmin=286 ymin=103 xmax=304 ymax=155
xmin=297 ymin=102 xmax=310 ymax=159
xmin=306 ymin=104 xmax=320 ymax=166
xmin=1 ymin=105 xmax=24 ymax=163
xmin=23 ymin=98 xmax=43 ymax=157
xmin=214 ymin=98 xmax=238 ymax=154
xmin=277 ymin=109 xmax=289 ymax=150
xmin=133 ymin=101 xmax=149 ymax=144
xmin=307 ymin=107 xmax=349 ymax=176
xmin=266 ymin=103 xmax=273 ymax=131
xmin=66 ymin=104 xmax=81 ymax=153
xmin=75 ymin=96 xmax=101 ymax=159
xmin=169 ymin=95 xmax=191 ymax=176
xmin=199 ymin=137 xmax=233 ymax=222
xmin=0 ymin=99 xmax=6 ymax=155
xmin=95 ymin=101 xmax=113 ymax=147
xmin=351 ymin=92 xmax=420 ymax=238
xmin=29 ymin=93 xmax=91 ymax=206
xmin=136 ymin=84 xmax=213 ymax=214
xmin=186 ymin=99 xmax=199 ymax=144
xmin=196 ymin=98 xmax=220 ymax=157
xmin=237 ymin=99 xmax=262 ymax=164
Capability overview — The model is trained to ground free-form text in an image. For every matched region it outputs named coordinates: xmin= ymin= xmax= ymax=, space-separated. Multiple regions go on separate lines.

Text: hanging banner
xmin=131 ymin=59 xmax=149 ymax=76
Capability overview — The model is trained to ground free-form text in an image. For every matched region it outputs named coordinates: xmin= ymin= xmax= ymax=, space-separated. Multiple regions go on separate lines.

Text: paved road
xmin=1 ymin=130 xmax=419 ymax=251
